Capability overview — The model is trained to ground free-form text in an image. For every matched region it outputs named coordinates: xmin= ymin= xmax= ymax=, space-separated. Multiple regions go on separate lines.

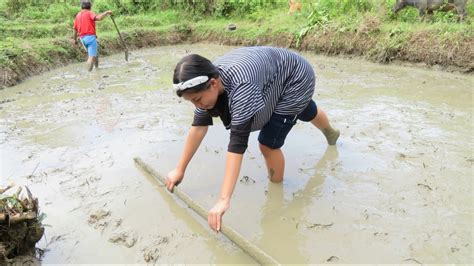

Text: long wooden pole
xmin=133 ymin=157 xmax=279 ymax=265
xmin=110 ymin=15 xmax=129 ymax=61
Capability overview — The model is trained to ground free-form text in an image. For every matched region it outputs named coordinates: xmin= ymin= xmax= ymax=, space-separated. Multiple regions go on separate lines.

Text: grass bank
xmin=1 ymin=0 xmax=473 ymax=88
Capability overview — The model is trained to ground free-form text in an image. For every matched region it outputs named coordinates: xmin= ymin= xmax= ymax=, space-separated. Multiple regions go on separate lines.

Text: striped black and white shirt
xmin=192 ymin=46 xmax=316 ymax=154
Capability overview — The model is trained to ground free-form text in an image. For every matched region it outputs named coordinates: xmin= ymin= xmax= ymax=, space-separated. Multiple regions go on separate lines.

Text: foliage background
xmin=0 ymin=0 xmax=472 ymax=87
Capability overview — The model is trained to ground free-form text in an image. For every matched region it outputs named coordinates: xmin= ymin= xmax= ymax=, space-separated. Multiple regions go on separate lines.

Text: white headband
xmin=173 ymin=76 xmax=209 ymax=91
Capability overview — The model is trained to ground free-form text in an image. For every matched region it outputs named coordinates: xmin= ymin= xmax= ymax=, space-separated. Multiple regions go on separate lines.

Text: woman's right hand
xmin=165 ymin=168 xmax=184 ymax=193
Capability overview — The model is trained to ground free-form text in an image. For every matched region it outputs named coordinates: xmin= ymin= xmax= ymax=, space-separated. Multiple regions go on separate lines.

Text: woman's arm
xmin=166 ymin=126 xmax=208 ymax=192
xmin=208 ymin=151 xmax=243 ymax=232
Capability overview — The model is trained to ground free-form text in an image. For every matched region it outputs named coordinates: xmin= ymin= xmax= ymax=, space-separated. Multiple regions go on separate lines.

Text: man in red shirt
xmin=73 ymin=1 xmax=112 ymax=71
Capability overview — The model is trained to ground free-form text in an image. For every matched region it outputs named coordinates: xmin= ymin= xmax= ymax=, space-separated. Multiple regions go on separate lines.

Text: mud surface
xmin=0 ymin=44 xmax=472 ymax=263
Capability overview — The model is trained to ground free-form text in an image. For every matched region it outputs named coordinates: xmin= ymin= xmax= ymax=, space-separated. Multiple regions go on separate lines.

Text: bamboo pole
xmin=133 ymin=157 xmax=279 ymax=265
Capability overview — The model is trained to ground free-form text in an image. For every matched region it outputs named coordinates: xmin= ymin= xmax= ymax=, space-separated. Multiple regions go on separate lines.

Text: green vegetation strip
xmin=1 ymin=1 xmax=473 ymax=88
xmin=134 ymin=157 xmax=279 ymax=265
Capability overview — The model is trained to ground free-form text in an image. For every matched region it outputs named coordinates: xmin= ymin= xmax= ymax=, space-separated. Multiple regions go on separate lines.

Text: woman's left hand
xmin=208 ymin=198 xmax=230 ymax=232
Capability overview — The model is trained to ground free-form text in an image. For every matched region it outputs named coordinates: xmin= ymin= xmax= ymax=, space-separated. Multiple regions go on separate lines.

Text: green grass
xmin=1 ymin=1 xmax=471 ymax=41
xmin=0 ymin=0 xmax=472 ymax=87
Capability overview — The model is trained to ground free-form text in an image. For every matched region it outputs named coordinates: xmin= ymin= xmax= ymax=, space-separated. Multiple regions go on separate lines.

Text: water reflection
xmin=258 ymin=146 xmax=339 ymax=263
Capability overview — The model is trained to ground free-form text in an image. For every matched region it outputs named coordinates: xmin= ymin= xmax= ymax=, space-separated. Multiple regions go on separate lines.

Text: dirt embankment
xmin=1 ymin=23 xmax=472 ymax=88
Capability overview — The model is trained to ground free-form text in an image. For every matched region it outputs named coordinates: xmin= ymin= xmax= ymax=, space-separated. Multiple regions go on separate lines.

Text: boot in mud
xmin=322 ymin=126 xmax=340 ymax=145
xmin=94 ymin=56 xmax=99 ymax=69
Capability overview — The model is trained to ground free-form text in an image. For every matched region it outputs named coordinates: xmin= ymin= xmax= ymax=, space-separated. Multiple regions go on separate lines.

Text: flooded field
xmin=0 ymin=44 xmax=472 ymax=263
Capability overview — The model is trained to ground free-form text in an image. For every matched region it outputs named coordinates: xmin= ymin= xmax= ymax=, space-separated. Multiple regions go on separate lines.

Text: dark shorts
xmin=258 ymin=100 xmax=318 ymax=149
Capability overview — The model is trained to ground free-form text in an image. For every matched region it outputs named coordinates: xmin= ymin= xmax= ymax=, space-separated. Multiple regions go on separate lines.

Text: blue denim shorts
xmin=258 ymin=100 xmax=318 ymax=149
xmin=80 ymin=35 xmax=98 ymax=57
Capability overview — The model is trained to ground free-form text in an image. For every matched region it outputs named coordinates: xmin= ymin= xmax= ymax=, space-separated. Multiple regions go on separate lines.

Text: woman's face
xmin=182 ymin=79 xmax=220 ymax=110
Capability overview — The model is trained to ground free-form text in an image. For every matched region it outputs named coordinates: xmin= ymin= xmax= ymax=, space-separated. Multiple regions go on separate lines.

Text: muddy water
xmin=0 ymin=44 xmax=472 ymax=263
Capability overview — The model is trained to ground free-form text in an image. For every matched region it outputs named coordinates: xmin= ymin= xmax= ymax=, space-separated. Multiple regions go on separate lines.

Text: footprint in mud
xmin=87 ymin=210 xmax=111 ymax=231
xmin=108 ymin=231 xmax=137 ymax=248
xmin=141 ymin=235 xmax=170 ymax=263
xmin=26 ymin=171 xmax=48 ymax=184
xmin=373 ymin=231 xmax=389 ymax=242
xmin=88 ymin=209 xmax=136 ymax=249
xmin=239 ymin=175 xmax=256 ymax=185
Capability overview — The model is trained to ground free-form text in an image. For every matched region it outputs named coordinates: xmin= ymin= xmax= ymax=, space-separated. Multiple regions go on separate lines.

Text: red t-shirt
xmin=74 ymin=10 xmax=97 ymax=37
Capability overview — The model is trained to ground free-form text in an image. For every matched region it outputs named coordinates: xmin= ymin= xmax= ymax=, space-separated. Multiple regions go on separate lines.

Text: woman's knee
xmin=259 ymin=143 xmax=275 ymax=157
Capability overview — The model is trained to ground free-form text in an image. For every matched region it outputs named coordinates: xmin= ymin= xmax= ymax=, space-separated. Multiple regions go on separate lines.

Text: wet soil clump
xmin=0 ymin=185 xmax=45 ymax=263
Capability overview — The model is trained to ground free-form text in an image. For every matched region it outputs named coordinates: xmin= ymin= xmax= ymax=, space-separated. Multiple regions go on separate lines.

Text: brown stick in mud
xmin=0 ymin=212 xmax=37 ymax=224
xmin=133 ymin=157 xmax=279 ymax=265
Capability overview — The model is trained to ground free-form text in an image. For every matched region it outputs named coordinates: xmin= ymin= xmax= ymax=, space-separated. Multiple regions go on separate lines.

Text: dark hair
xmin=81 ymin=1 xmax=91 ymax=10
xmin=173 ymin=54 xmax=220 ymax=97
